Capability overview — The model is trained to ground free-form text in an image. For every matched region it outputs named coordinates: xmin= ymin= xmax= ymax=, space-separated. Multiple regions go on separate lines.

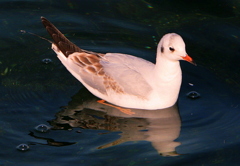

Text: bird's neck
xmin=154 ymin=56 xmax=182 ymax=81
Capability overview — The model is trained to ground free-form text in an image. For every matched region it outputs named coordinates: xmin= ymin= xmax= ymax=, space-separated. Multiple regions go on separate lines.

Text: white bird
xmin=41 ymin=17 xmax=195 ymax=110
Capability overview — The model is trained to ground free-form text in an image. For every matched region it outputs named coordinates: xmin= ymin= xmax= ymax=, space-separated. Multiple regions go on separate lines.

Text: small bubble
xmin=16 ymin=144 xmax=30 ymax=151
xmin=34 ymin=124 xmax=50 ymax=133
xmin=186 ymin=91 xmax=201 ymax=99
xmin=42 ymin=58 xmax=52 ymax=64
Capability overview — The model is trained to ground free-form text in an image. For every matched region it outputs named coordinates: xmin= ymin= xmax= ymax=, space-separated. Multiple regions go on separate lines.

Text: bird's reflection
xmin=50 ymin=88 xmax=182 ymax=156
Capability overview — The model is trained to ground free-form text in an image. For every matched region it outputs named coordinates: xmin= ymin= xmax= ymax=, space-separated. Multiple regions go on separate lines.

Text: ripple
xmin=2 ymin=88 xmax=46 ymax=109
xmin=34 ymin=124 xmax=50 ymax=133
xmin=16 ymin=144 xmax=30 ymax=151
xmin=42 ymin=58 xmax=53 ymax=64
xmin=186 ymin=91 xmax=201 ymax=99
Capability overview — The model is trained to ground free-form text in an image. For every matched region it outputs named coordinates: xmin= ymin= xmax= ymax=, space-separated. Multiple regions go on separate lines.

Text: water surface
xmin=1 ymin=0 xmax=240 ymax=165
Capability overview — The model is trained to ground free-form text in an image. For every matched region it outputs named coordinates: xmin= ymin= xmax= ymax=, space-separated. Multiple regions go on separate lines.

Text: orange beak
xmin=182 ymin=55 xmax=197 ymax=66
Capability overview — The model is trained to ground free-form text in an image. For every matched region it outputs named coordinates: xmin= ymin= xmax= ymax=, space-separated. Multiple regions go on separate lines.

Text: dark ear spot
xmin=169 ymin=47 xmax=175 ymax=52
xmin=161 ymin=46 xmax=164 ymax=53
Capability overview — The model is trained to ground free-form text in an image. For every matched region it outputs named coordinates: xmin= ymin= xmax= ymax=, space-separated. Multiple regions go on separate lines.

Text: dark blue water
xmin=1 ymin=0 xmax=240 ymax=165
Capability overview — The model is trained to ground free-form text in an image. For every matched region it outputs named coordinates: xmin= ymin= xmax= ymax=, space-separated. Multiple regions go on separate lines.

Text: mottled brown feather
xmin=86 ymin=66 xmax=97 ymax=74
xmin=72 ymin=56 xmax=85 ymax=66
xmin=98 ymin=69 xmax=105 ymax=76
xmin=79 ymin=56 xmax=92 ymax=65
xmin=70 ymin=53 xmax=125 ymax=94
xmin=86 ymin=55 xmax=99 ymax=64
xmin=70 ymin=53 xmax=104 ymax=75
xmin=103 ymin=75 xmax=124 ymax=94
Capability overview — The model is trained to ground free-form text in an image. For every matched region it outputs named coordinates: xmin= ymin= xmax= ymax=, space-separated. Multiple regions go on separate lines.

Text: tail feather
xmin=41 ymin=16 xmax=82 ymax=57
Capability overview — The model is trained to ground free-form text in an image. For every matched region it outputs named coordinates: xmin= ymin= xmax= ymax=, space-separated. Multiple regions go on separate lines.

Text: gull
xmin=41 ymin=17 xmax=195 ymax=110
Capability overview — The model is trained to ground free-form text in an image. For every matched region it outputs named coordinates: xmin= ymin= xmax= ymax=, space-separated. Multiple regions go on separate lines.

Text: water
xmin=1 ymin=0 xmax=240 ymax=165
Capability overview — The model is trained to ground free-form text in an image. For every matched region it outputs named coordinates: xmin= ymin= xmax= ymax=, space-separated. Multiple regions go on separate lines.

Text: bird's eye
xmin=169 ymin=47 xmax=175 ymax=52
